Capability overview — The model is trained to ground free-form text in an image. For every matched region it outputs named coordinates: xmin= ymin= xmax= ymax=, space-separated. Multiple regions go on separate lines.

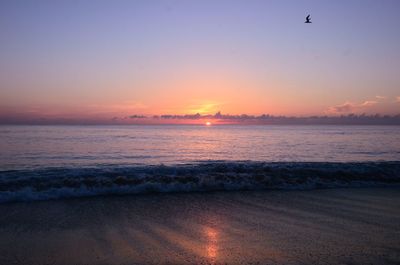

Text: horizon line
xmin=1 ymin=113 xmax=400 ymax=125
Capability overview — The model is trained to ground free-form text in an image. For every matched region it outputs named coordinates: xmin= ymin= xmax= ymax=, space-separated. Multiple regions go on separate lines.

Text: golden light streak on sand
xmin=204 ymin=227 xmax=218 ymax=260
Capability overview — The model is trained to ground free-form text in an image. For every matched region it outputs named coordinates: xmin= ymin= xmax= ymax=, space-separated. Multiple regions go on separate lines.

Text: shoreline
xmin=2 ymin=161 xmax=400 ymax=203
xmin=1 ymin=187 xmax=400 ymax=264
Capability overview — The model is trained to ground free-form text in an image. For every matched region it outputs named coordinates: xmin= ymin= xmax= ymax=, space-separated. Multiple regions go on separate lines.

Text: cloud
xmin=375 ymin=95 xmax=386 ymax=100
xmin=185 ymin=101 xmax=226 ymax=115
xmin=119 ymin=111 xmax=400 ymax=125
xmin=360 ymin=100 xmax=377 ymax=107
xmin=327 ymin=98 xmax=380 ymax=114
xmin=396 ymin=96 xmax=400 ymax=103
xmin=129 ymin=115 xmax=147 ymax=119
xmin=3 ymin=108 xmax=400 ymax=125
xmin=327 ymin=102 xmax=357 ymax=113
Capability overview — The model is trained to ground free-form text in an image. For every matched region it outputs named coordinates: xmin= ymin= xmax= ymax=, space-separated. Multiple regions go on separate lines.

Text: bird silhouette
xmin=305 ymin=14 xmax=312 ymax=23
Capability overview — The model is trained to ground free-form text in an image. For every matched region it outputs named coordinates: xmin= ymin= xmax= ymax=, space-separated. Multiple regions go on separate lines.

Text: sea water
xmin=0 ymin=125 xmax=399 ymax=202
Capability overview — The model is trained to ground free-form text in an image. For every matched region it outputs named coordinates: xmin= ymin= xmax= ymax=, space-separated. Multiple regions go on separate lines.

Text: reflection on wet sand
xmin=205 ymin=227 xmax=218 ymax=261
xmin=0 ymin=188 xmax=400 ymax=264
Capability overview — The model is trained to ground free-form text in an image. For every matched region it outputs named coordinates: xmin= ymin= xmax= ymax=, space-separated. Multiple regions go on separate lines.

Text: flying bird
xmin=305 ymin=14 xmax=312 ymax=23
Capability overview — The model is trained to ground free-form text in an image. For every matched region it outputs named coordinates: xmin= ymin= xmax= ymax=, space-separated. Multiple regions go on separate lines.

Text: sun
xmin=205 ymin=121 xmax=212 ymax=126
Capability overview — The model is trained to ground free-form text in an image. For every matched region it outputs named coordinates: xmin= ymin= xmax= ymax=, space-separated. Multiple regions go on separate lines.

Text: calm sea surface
xmin=1 ymin=125 xmax=399 ymax=171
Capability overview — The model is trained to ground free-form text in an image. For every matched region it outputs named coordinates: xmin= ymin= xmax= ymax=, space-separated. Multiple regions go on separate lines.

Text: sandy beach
xmin=0 ymin=187 xmax=399 ymax=265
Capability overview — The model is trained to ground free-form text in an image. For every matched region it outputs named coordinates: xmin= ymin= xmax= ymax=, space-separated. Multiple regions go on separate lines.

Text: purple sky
xmin=1 ymin=0 xmax=400 ymax=124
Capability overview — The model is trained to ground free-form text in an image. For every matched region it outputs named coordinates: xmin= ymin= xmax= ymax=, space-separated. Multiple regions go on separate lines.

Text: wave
xmin=1 ymin=161 xmax=400 ymax=203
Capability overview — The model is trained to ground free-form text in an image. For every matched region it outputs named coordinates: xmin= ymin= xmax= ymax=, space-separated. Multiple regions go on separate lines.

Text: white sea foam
xmin=1 ymin=161 xmax=399 ymax=203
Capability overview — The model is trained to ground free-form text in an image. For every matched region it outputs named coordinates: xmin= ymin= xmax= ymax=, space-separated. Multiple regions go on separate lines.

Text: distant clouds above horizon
xmin=2 ymin=110 xmax=400 ymax=125
xmin=1 ymin=0 xmax=400 ymax=123
xmin=326 ymin=95 xmax=399 ymax=114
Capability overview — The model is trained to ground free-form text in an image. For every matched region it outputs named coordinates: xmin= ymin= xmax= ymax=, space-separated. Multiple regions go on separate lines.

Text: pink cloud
xmin=327 ymin=102 xmax=356 ymax=113
xmin=327 ymin=99 xmax=379 ymax=114
xmin=360 ymin=100 xmax=377 ymax=107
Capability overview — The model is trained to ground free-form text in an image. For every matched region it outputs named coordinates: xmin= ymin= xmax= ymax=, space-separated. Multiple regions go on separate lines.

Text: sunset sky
xmin=1 ymin=0 xmax=400 ymax=124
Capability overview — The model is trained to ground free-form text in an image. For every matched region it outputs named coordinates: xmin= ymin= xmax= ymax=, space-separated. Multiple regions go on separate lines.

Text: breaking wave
xmin=1 ymin=161 xmax=400 ymax=203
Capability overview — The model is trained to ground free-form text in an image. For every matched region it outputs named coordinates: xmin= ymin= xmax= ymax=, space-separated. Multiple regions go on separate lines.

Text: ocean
xmin=1 ymin=125 xmax=400 ymax=202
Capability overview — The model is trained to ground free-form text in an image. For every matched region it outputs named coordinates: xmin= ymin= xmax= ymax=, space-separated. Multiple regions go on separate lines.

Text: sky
xmin=0 ymin=0 xmax=400 ymax=124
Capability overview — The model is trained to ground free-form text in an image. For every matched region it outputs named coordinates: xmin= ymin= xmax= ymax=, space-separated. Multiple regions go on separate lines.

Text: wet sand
xmin=0 ymin=188 xmax=399 ymax=265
